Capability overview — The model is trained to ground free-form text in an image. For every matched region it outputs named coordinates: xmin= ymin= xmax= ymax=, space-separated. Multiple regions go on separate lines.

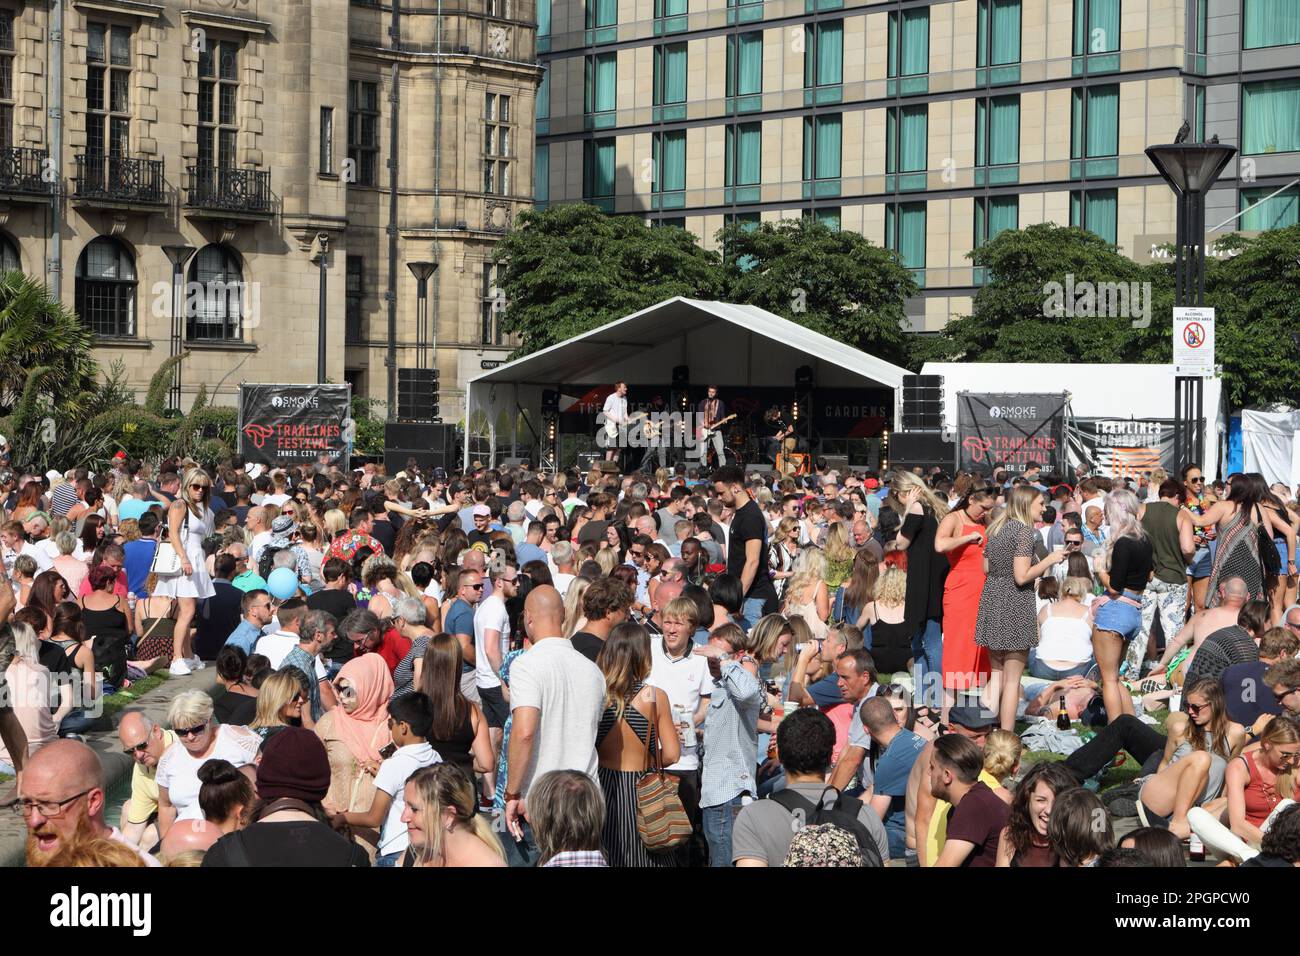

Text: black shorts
xmin=479 ymin=685 xmax=509 ymax=728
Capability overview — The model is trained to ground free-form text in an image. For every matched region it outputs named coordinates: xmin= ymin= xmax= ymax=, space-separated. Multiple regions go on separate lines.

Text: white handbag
xmin=150 ymin=511 xmax=189 ymax=576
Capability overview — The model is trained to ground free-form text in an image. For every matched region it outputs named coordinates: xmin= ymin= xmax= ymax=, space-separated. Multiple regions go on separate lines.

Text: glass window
xmin=1073 ymin=0 xmax=1119 ymax=55
xmin=1070 ymin=188 xmax=1118 ymax=245
xmin=534 ymin=143 xmax=549 ymax=202
xmin=75 ymin=237 xmax=137 ymax=337
xmin=975 ymin=95 xmax=1019 ymax=166
xmin=974 ymin=195 xmax=1018 ymax=246
xmin=87 ymin=23 xmax=132 ymax=163
xmin=199 ymin=40 xmax=240 ymax=170
xmin=727 ymin=32 xmax=763 ymax=98
xmin=1242 ymin=80 xmax=1300 ymax=155
xmin=320 ymin=107 xmax=334 ymax=174
xmin=887 ymin=104 xmax=928 ymax=173
xmin=584 ymin=137 xmax=615 ymax=198
xmin=653 ymin=131 xmax=686 ymax=193
xmin=585 ymin=53 xmax=617 ymax=114
xmin=537 ymin=0 xmax=551 ymax=36
xmin=345 ymin=255 xmax=364 ymax=342
xmin=725 ymin=122 xmax=761 ymax=186
xmin=803 ymin=114 xmax=841 ymax=180
xmin=978 ymin=0 xmax=1021 ymax=67
xmin=805 ymin=21 xmax=843 ymax=88
xmin=888 ymin=8 xmax=929 ymax=78
xmin=1244 ymin=0 xmax=1299 ymax=49
xmin=348 ymin=80 xmax=380 ymax=186
xmin=885 ymin=201 xmax=926 ymax=270
xmin=536 ymin=67 xmax=550 ymax=120
xmin=484 ymin=92 xmax=513 ymax=196
xmin=654 ymin=43 xmax=687 ymax=106
xmin=1070 ymin=85 xmax=1118 ymax=158
xmin=186 ymin=244 xmax=244 ymax=342
xmin=1240 ymin=186 xmax=1299 ymax=231
xmin=0 ymin=10 xmax=13 ymax=150
xmin=586 ymin=0 xmax=617 ymax=29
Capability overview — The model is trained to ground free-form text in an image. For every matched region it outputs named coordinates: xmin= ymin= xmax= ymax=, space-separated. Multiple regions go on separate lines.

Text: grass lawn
xmin=1018 ymin=708 xmax=1171 ymax=793
xmin=99 ymin=673 xmax=170 ymax=723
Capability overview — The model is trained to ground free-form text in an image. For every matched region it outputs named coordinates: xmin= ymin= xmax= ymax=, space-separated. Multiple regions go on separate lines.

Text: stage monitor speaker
xmin=384 ymin=421 xmax=457 ymax=473
xmin=890 ymin=432 xmax=955 ymax=471
xmin=795 ymin=365 xmax=814 ymax=389
xmin=672 ymin=365 xmax=690 ymax=388
xmin=397 ymin=368 xmax=439 ymax=421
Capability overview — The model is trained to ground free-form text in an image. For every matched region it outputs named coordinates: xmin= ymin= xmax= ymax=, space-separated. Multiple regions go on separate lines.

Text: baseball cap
xmin=472 ymin=504 xmax=491 ymax=518
xmin=113 ymin=450 xmax=127 ymax=460
xmin=863 ymin=478 xmax=880 ymax=490
xmin=948 ymin=706 xmax=998 ymax=731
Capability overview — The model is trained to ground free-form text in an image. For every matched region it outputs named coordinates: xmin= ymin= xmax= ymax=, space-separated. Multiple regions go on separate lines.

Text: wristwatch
xmin=504 ymin=791 xmax=522 ymax=803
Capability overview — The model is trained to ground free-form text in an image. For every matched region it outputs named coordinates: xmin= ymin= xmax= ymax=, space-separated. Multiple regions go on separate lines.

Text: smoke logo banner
xmin=238 ymin=384 xmax=351 ymax=464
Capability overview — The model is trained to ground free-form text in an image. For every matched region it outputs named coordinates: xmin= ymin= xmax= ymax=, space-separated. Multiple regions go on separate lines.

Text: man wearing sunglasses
xmin=115 ymin=712 xmax=176 ymax=849
xmin=446 ymin=570 xmax=483 ymax=703
xmin=1265 ymin=658 xmax=1300 ymax=725
xmin=18 ymin=738 xmax=159 ymax=866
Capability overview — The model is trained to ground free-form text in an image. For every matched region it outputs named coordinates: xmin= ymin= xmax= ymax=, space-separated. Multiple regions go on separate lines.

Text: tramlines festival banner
xmin=1068 ymin=417 xmax=1179 ymax=480
xmin=958 ymin=392 xmax=1068 ymax=476
xmin=238 ymin=384 xmax=351 ymax=465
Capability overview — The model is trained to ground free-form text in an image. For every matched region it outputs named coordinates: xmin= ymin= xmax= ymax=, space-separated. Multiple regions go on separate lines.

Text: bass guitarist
xmin=697 ymin=386 xmax=729 ymax=468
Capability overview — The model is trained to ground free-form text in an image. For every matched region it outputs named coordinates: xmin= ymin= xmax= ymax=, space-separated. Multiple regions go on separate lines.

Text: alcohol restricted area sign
xmin=1173 ymin=307 xmax=1215 ymax=377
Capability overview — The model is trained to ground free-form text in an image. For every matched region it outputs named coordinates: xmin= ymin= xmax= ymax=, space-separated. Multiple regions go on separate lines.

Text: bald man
xmin=502 ymin=585 xmax=605 ymax=867
xmin=1156 ymin=576 xmax=1251 ymax=678
xmin=117 ymin=711 xmax=177 ymax=848
xmin=652 ymin=577 xmax=685 ymax=618
xmin=19 ymin=739 xmax=159 ymax=866
xmin=160 ymin=818 xmax=221 ymax=862
xmin=461 ymin=549 xmax=492 ymax=600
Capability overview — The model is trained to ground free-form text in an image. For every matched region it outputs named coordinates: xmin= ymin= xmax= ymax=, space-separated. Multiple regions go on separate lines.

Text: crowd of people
xmin=3 ymin=447 xmax=1300 ymax=868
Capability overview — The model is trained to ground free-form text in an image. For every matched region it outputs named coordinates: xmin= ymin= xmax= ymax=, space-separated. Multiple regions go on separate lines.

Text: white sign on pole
xmin=1173 ymin=307 xmax=1215 ymax=377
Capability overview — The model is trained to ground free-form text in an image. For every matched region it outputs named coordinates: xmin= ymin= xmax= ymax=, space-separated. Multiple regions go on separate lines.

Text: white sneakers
xmin=168 ymin=658 xmax=192 ymax=676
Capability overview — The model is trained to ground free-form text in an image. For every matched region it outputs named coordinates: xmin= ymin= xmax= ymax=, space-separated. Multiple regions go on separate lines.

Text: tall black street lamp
xmin=313 ymin=234 xmax=330 ymax=382
xmin=1145 ymin=139 xmax=1236 ymax=472
xmin=407 ymin=260 xmax=437 ymax=370
xmin=161 ymin=244 xmax=196 ymax=412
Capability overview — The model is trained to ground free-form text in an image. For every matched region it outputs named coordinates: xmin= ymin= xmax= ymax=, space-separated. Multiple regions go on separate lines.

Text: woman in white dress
xmin=155 ymin=468 xmax=216 ymax=675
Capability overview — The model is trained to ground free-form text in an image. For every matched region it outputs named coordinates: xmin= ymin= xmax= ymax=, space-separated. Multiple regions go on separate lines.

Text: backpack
xmin=784 ymin=823 xmax=866 ymax=867
xmin=259 ymin=544 xmax=287 ymax=580
xmin=769 ymin=786 xmax=883 ymax=868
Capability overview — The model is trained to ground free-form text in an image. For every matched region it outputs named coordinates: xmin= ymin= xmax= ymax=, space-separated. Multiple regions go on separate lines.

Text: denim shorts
xmin=1093 ymin=598 xmax=1142 ymax=641
xmin=1187 ymin=544 xmax=1214 ymax=579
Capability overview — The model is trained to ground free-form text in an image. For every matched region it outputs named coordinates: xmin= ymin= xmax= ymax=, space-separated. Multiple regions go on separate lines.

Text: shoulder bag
xmin=634 ymin=688 xmax=692 ymax=851
xmin=150 ymin=509 xmax=189 ymax=577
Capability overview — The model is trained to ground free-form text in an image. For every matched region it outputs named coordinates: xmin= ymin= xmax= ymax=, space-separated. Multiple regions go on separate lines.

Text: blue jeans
xmin=742 ymin=598 xmax=766 ymax=627
xmin=702 ymin=795 xmax=746 ymax=867
xmin=502 ymin=818 xmax=541 ymax=868
xmin=911 ymin=618 xmax=943 ymax=709
xmin=375 ymin=850 xmax=403 ymax=867
xmin=1027 ymin=649 xmax=1095 ymax=681
xmin=59 ymin=710 xmax=98 ymax=736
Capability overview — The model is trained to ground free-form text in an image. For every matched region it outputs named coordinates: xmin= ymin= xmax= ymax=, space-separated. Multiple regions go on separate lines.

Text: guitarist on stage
xmin=601 ymin=381 xmax=629 ymax=462
xmin=697 ymin=386 xmax=729 ymax=468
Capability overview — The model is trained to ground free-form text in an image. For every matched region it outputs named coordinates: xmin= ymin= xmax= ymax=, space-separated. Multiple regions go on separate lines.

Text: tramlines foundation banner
xmin=1068 ymin=417 xmax=1179 ymax=479
xmin=958 ymin=392 xmax=1067 ymax=475
xmin=238 ymin=384 xmax=351 ymax=464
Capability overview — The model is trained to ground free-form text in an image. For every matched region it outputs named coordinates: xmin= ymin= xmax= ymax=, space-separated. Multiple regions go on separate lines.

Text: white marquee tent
xmin=465 ymin=297 xmax=911 ymax=470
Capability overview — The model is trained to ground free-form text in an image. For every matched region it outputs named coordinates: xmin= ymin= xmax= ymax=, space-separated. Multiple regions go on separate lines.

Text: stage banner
xmin=1068 ymin=418 xmax=1179 ymax=479
xmin=238 ymin=383 xmax=352 ymax=465
xmin=958 ymin=392 xmax=1067 ymax=475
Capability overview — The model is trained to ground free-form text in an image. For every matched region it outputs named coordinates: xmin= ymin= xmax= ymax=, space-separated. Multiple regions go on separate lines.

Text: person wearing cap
xmin=202 ymin=726 xmax=369 ymax=866
xmin=265 ymin=513 xmax=313 ymax=582
xmin=467 ymin=504 xmax=494 ymax=553
xmin=906 ymin=706 xmax=997 ymax=867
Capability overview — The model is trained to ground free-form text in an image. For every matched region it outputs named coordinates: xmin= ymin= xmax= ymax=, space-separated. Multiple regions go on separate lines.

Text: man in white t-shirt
xmin=261 ymin=472 xmax=292 ymax=509
xmin=254 ymin=601 xmax=307 ymax=670
xmin=1 ymin=521 xmax=53 ymax=575
xmin=601 ymin=382 xmax=628 ymax=462
xmin=340 ymin=691 xmax=441 ymax=867
xmin=474 ymin=563 xmax=520 ymax=763
xmin=246 ymin=506 xmax=273 ymax=569
xmin=549 ymin=540 xmax=576 ymax=598
xmin=503 ymin=585 xmax=604 ymax=867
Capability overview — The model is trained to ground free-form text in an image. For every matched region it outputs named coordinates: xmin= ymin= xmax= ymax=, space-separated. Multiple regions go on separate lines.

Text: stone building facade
xmin=0 ymin=0 xmax=540 ymax=418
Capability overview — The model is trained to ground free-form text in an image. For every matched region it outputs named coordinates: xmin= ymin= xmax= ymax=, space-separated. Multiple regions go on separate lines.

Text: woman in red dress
xmin=935 ymin=484 xmax=996 ymax=723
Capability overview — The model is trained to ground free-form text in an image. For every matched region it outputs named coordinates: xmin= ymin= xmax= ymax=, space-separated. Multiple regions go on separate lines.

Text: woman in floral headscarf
xmin=316 ymin=653 xmax=394 ymax=856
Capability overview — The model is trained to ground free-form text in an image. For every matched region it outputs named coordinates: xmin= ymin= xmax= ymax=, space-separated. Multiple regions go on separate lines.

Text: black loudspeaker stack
xmin=384 ymin=421 xmax=458 ymax=474
xmin=397 ymin=368 xmax=440 ymax=422
xmin=901 ymin=374 xmax=943 ymax=431
xmin=890 ymin=432 xmax=956 ymax=472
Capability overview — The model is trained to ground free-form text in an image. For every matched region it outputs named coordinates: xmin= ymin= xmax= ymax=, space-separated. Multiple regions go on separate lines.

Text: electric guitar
xmin=697 ymin=413 xmax=737 ymax=441
xmin=603 ymin=409 xmax=647 ymax=440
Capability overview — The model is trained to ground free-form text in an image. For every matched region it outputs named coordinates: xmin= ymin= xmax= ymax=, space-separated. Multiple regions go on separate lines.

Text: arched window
xmin=186 ymin=243 xmax=244 ymax=342
xmin=0 ymin=233 xmax=20 ymax=273
xmin=75 ymin=236 xmax=136 ymax=337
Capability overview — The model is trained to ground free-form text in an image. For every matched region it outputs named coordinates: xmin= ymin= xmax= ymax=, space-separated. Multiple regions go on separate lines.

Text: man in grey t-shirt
xmin=732 ymin=708 xmax=888 ymax=866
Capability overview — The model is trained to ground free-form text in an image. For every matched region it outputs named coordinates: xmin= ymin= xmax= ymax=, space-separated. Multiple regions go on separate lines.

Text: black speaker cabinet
xmin=384 ymin=421 xmax=457 ymax=473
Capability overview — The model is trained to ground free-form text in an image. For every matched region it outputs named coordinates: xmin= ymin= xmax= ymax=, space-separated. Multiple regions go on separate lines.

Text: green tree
xmin=1204 ymin=225 xmax=1300 ymax=409
xmin=494 ymin=204 xmax=724 ymax=355
xmin=925 ymin=223 xmax=1169 ymax=366
xmin=716 ymin=218 xmax=919 ymax=367
xmin=0 ymin=270 xmax=98 ymax=413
